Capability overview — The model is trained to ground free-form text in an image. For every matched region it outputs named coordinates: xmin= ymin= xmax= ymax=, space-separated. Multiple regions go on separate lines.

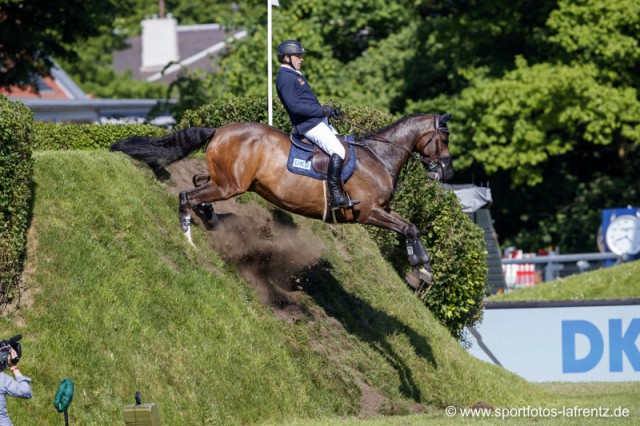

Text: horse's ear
xmin=439 ymin=113 xmax=452 ymax=127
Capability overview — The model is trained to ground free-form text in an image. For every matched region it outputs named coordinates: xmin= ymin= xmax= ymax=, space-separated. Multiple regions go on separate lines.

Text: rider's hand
xmin=323 ymin=106 xmax=343 ymax=119
xmin=331 ymin=107 xmax=344 ymax=119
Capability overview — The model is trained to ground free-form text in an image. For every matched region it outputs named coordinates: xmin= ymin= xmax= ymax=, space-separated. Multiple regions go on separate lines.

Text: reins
xmin=336 ymin=114 xmax=446 ymax=188
xmin=337 ymin=114 xmax=445 ymax=169
xmin=338 ymin=116 xmax=417 ymax=159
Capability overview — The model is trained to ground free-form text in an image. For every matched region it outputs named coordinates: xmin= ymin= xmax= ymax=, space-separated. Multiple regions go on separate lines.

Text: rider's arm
xmin=277 ymin=72 xmax=325 ymax=118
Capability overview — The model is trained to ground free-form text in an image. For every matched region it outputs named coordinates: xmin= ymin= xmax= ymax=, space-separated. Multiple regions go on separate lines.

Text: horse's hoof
xmin=418 ymin=267 xmax=433 ymax=284
xmin=405 ymin=269 xmax=422 ymax=291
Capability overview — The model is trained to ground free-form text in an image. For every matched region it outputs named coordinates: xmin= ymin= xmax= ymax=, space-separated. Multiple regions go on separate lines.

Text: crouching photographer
xmin=0 ymin=335 xmax=32 ymax=426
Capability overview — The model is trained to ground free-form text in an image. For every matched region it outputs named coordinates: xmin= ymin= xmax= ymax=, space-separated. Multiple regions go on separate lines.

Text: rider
xmin=275 ymin=39 xmax=359 ymax=210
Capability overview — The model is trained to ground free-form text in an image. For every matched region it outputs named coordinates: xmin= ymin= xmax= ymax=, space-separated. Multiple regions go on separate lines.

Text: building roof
xmin=19 ymin=98 xmax=174 ymax=125
xmin=113 ymin=22 xmax=247 ymax=84
xmin=0 ymin=62 xmax=88 ymax=100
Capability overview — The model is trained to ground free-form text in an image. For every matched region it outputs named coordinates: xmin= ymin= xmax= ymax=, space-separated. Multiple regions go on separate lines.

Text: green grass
xmin=262 ymin=382 xmax=640 ymax=425
xmin=488 ymin=259 xmax=640 ymax=302
xmin=3 ymin=150 xmax=636 ymax=425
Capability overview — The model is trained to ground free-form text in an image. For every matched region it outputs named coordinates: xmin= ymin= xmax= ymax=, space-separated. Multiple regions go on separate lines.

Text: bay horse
xmin=110 ymin=113 xmax=454 ymax=285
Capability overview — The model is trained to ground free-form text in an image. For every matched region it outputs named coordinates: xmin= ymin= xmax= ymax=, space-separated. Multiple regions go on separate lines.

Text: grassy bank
xmin=3 ymin=151 xmax=544 ymax=424
xmin=264 ymin=382 xmax=640 ymax=425
xmin=489 ymin=260 xmax=640 ymax=302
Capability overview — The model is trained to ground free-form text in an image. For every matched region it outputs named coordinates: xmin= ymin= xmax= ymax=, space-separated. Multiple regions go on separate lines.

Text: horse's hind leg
xmin=179 ymin=191 xmax=191 ymax=230
xmin=179 ymin=182 xmax=238 ymax=241
xmin=179 ymin=191 xmax=194 ymax=244
xmin=191 ymin=174 xmax=218 ymax=229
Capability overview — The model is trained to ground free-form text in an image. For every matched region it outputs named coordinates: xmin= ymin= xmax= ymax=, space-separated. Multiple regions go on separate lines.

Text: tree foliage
xmin=0 ymin=0 xmax=135 ymax=90
xmin=8 ymin=0 xmax=640 ymax=252
xmin=412 ymin=61 xmax=640 ymax=249
xmin=547 ymin=0 xmax=640 ymax=83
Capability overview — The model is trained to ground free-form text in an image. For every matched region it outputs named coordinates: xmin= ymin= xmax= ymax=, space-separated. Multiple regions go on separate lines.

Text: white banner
xmin=466 ymin=301 xmax=640 ymax=382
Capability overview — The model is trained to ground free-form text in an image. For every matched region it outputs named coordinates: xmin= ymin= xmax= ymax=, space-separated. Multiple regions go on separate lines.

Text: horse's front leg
xmin=363 ymin=209 xmax=433 ymax=286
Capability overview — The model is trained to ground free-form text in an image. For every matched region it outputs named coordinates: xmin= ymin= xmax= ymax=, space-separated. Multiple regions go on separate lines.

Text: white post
xmin=267 ymin=0 xmax=279 ymax=126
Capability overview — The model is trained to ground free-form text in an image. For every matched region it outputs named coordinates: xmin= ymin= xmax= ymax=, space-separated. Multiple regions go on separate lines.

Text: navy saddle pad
xmin=286 ymin=135 xmax=356 ymax=181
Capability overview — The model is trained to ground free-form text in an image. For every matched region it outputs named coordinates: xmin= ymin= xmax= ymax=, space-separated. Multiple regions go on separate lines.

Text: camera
xmin=0 ymin=335 xmax=22 ymax=371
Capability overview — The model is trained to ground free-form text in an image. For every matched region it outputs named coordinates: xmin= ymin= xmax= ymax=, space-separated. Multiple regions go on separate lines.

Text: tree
xmin=158 ymin=0 xmax=640 ymax=252
xmin=0 ymin=0 xmax=134 ymax=90
xmin=27 ymin=0 xmax=640 ymax=251
xmin=411 ymin=0 xmax=640 ymax=252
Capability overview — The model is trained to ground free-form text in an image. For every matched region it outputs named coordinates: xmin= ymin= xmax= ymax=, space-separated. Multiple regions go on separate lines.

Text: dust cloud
xmin=166 ymin=160 xmax=325 ymax=316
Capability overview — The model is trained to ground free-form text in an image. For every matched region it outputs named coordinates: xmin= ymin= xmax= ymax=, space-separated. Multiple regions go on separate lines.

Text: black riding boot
xmin=328 ymin=154 xmax=360 ymax=210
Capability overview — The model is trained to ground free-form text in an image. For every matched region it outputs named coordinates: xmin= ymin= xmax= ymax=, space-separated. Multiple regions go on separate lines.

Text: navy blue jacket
xmin=276 ymin=66 xmax=325 ymax=134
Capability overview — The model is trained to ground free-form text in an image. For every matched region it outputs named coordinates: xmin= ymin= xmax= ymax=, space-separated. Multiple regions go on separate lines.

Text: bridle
xmin=415 ymin=114 xmax=452 ymax=181
xmin=339 ymin=114 xmax=451 ymax=180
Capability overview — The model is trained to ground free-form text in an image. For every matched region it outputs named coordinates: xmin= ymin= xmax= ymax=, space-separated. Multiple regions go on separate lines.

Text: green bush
xmin=177 ymin=93 xmax=293 ymax=131
xmin=31 ymin=122 xmax=168 ymax=151
xmin=0 ymin=96 xmax=34 ymax=301
xmin=368 ymin=160 xmax=488 ymax=339
xmin=177 ymin=95 xmax=488 ymax=338
xmin=176 ymin=93 xmax=395 ymax=135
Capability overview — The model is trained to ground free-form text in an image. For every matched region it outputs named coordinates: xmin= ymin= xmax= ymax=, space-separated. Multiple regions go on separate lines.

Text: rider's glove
xmin=323 ymin=106 xmax=343 ymax=119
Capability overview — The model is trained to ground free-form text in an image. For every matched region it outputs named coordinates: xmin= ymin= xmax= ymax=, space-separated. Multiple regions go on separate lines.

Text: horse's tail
xmin=110 ymin=127 xmax=216 ymax=170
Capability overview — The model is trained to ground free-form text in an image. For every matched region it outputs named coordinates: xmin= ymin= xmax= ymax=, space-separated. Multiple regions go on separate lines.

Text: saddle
xmin=287 ymin=134 xmax=356 ymax=181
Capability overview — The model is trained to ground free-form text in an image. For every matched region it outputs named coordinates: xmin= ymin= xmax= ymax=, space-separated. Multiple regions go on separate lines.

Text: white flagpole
xmin=267 ymin=1 xmax=278 ymax=126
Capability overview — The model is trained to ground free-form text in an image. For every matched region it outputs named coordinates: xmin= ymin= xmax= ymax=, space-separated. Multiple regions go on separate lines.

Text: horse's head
xmin=415 ymin=113 xmax=454 ymax=182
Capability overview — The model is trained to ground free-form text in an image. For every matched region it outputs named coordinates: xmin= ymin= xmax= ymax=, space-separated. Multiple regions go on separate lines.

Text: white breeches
xmin=303 ymin=119 xmax=345 ymax=159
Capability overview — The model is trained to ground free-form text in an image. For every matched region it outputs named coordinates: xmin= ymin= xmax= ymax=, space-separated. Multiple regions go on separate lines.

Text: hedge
xmin=177 ymin=93 xmax=398 ymax=138
xmin=31 ymin=122 xmax=168 ymax=151
xmin=369 ymin=160 xmax=488 ymax=339
xmin=0 ymin=96 xmax=34 ymax=302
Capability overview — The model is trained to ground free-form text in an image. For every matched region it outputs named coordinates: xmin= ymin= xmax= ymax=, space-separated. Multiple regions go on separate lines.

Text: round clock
xmin=605 ymin=214 xmax=640 ymax=256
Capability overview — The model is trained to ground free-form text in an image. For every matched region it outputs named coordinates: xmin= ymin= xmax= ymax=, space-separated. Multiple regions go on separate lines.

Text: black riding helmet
xmin=277 ymin=40 xmax=310 ymax=63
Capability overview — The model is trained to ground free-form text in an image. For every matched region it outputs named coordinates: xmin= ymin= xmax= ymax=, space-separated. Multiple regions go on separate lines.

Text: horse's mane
xmin=363 ymin=113 xmax=432 ymax=139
